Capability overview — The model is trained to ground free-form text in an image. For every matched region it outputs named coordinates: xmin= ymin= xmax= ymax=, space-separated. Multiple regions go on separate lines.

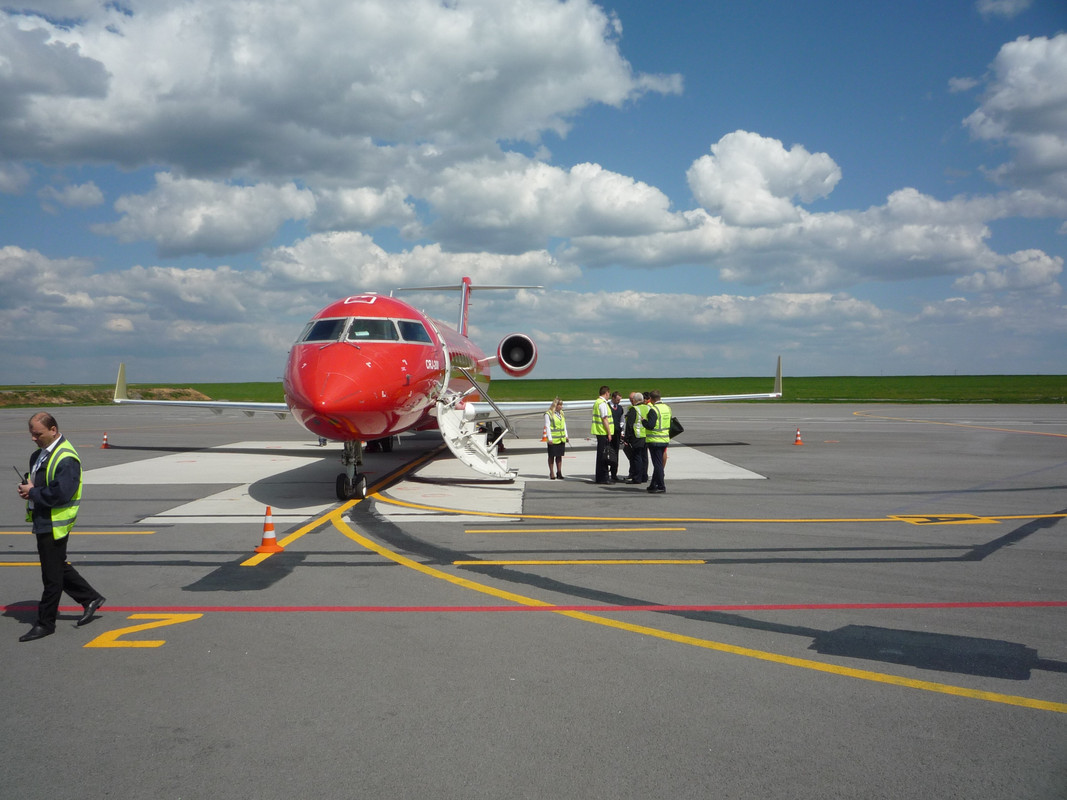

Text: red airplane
xmin=114 ymin=277 xmax=781 ymax=499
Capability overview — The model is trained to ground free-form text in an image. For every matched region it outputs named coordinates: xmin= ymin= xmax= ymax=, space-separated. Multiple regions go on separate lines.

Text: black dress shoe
xmin=76 ymin=596 xmax=106 ymax=627
xmin=19 ymin=625 xmax=53 ymax=642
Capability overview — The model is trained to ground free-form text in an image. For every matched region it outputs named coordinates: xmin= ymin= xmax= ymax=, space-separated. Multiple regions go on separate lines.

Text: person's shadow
xmin=3 ymin=600 xmax=40 ymax=625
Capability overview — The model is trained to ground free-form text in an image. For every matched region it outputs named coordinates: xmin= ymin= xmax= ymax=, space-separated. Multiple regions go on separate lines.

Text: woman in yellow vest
xmin=544 ymin=397 xmax=569 ymax=479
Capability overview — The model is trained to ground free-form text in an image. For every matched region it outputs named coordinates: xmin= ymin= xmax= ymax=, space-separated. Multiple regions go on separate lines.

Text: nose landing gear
xmin=336 ymin=440 xmax=368 ymax=501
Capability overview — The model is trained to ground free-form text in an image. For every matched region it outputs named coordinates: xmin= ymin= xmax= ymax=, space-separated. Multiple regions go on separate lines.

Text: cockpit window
xmin=300 ymin=318 xmax=347 ymax=342
xmin=347 ymin=318 xmax=399 ymax=341
xmin=298 ymin=316 xmax=431 ymax=345
xmin=398 ymin=320 xmax=433 ymax=343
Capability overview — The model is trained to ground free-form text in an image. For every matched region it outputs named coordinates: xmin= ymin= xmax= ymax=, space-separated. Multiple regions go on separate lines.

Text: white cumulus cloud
xmin=686 ymin=130 xmax=841 ymax=227
xmin=964 ymin=34 xmax=1067 ymax=198
xmin=96 ymin=173 xmax=316 ymax=256
xmin=954 ymin=248 xmax=1063 ymax=293
xmin=38 ymin=181 xmax=104 ymax=209
xmin=0 ymin=0 xmax=679 ymax=176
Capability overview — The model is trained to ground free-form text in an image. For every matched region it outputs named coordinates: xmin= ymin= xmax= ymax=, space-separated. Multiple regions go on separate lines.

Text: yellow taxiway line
xmin=854 ymin=410 xmax=1067 ymax=438
xmin=454 ymin=559 xmax=706 ymax=566
xmin=374 ymin=494 xmax=1067 ymax=527
xmin=0 ymin=530 xmax=155 ymax=535
xmin=241 ymin=458 xmax=1067 ymax=713
xmin=467 ymin=526 xmax=688 ymax=534
xmin=327 ymin=511 xmax=1066 ymax=714
xmin=1 ymin=530 xmax=155 ymax=567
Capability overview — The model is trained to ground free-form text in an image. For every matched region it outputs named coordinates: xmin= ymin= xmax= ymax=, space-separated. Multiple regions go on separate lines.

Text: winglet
xmin=113 ymin=363 xmax=128 ymax=402
xmin=774 ymin=355 xmax=783 ymax=397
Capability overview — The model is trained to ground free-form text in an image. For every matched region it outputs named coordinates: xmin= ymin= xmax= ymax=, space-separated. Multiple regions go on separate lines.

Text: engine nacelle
xmin=496 ymin=333 xmax=537 ymax=377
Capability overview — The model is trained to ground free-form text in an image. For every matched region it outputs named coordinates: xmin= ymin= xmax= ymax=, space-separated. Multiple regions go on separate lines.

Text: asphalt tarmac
xmin=1 ymin=403 xmax=1065 ymax=799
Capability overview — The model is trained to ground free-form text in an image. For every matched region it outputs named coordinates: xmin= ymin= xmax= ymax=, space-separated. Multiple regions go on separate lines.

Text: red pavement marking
xmin=5 ymin=600 xmax=1065 ymax=614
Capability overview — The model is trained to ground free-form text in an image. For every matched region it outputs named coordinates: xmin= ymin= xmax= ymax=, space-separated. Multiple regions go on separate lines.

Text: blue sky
xmin=1 ymin=0 xmax=1065 ymax=384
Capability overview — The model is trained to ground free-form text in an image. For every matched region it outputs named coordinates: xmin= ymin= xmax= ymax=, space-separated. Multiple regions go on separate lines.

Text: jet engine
xmin=496 ymin=333 xmax=537 ymax=377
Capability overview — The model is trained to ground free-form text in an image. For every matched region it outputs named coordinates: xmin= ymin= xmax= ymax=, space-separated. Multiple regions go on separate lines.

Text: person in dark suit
xmin=607 ymin=391 xmax=625 ymax=481
xmin=16 ymin=412 xmax=105 ymax=642
xmin=623 ymin=392 xmax=648 ymax=484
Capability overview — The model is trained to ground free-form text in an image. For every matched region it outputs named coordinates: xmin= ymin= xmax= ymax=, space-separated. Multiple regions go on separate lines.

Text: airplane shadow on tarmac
xmin=182 ymin=552 xmax=309 ymax=593
xmin=808 ymin=624 xmax=1067 ymax=680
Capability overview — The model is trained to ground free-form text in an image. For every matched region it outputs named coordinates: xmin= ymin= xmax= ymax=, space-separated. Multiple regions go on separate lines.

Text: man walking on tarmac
xmin=16 ymin=412 xmax=105 ymax=642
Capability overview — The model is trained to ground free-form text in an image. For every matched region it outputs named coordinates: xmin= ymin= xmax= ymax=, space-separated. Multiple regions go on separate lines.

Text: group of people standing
xmin=544 ymin=386 xmax=672 ymax=493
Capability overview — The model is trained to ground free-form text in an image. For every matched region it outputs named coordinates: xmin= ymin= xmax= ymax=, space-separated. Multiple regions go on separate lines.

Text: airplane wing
xmin=112 ymin=363 xmax=291 ymax=418
xmin=480 ymin=356 xmax=784 ymax=420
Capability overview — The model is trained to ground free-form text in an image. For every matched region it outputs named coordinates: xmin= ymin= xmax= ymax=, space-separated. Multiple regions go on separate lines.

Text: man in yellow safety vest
xmin=591 ymin=385 xmax=614 ymax=484
xmin=643 ymin=390 xmax=672 ymax=493
xmin=16 ymin=412 xmax=105 ymax=642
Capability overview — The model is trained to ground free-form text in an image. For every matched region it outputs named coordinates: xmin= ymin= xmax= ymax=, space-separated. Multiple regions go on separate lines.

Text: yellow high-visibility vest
xmin=548 ymin=411 xmax=567 ymax=444
xmin=25 ymin=439 xmax=82 ymax=540
xmin=634 ymin=404 xmax=650 ymax=440
xmin=591 ymin=397 xmax=613 ymax=436
xmin=645 ymin=402 xmax=672 ymax=445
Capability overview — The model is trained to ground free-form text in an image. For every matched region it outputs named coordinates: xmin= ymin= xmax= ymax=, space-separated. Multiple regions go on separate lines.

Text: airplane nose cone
xmin=285 ymin=345 xmax=395 ymax=438
xmin=307 ymin=370 xmax=363 ymax=412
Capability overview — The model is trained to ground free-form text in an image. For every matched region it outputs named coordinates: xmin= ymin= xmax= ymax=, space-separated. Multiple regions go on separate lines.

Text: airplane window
xmin=398 ymin=320 xmax=433 ymax=343
xmin=301 ymin=318 xmax=347 ymax=342
xmin=347 ymin=318 xmax=399 ymax=341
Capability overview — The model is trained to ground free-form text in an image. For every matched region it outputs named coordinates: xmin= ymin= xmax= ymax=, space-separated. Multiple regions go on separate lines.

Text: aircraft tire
xmin=336 ymin=473 xmax=367 ymax=500
xmin=336 ymin=473 xmax=351 ymax=501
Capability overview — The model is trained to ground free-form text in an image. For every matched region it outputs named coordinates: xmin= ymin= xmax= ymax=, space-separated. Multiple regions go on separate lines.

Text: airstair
xmin=435 ymin=368 xmax=516 ymax=480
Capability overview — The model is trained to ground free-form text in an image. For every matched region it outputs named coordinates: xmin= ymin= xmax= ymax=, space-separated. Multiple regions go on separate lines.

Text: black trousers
xmin=608 ymin=432 xmax=622 ymax=478
xmin=648 ymin=445 xmax=667 ymax=491
xmin=35 ymin=532 xmax=99 ymax=631
xmin=595 ymin=434 xmax=611 ymax=482
xmin=627 ymin=441 xmax=648 ymax=482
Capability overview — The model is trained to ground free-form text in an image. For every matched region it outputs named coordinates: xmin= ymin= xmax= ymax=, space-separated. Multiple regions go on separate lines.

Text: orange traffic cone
xmin=541 ymin=424 xmax=547 ymax=443
xmin=793 ymin=428 xmax=804 ymax=446
xmin=101 ymin=432 xmax=110 ymax=449
xmin=254 ymin=506 xmax=284 ymax=553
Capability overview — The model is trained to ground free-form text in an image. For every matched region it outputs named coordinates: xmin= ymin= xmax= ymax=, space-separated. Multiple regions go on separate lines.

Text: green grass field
xmin=1 ymin=374 xmax=1065 ymax=407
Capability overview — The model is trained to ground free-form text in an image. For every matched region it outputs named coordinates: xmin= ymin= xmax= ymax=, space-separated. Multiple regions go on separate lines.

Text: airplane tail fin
xmin=459 ymin=276 xmax=471 ymax=336
xmin=393 ymin=277 xmax=542 ymax=336
xmin=114 ymin=362 xmax=129 ymax=402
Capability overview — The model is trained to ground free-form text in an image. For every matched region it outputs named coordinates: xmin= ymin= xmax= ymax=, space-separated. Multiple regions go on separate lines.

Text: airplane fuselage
xmin=283 ymin=293 xmax=489 ymax=442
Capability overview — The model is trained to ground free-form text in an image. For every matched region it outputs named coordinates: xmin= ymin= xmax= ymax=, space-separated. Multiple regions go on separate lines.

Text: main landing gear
xmin=336 ymin=440 xmax=368 ymax=501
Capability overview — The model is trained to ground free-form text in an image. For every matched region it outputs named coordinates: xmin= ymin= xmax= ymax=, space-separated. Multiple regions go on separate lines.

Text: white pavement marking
xmin=85 ymin=441 xmax=330 ymax=484
xmin=81 ymin=438 xmax=764 ymax=525
xmin=376 ymin=437 xmax=765 ymax=524
xmin=85 ymin=441 xmax=338 ymax=523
